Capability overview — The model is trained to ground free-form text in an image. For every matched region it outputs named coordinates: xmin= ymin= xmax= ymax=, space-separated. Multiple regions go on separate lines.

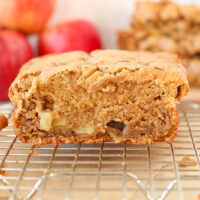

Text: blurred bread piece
xmin=118 ymin=0 xmax=200 ymax=86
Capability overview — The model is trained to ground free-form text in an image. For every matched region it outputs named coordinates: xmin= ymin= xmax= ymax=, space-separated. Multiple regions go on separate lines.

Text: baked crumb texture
xmin=118 ymin=0 xmax=200 ymax=86
xmin=0 ymin=114 xmax=8 ymax=130
xmin=9 ymin=50 xmax=189 ymax=146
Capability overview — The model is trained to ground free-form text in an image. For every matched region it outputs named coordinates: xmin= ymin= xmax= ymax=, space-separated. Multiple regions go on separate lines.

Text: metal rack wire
xmin=0 ymin=102 xmax=200 ymax=200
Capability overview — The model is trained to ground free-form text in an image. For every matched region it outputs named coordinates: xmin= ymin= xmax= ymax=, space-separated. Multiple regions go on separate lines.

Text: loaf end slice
xmin=9 ymin=50 xmax=189 ymax=145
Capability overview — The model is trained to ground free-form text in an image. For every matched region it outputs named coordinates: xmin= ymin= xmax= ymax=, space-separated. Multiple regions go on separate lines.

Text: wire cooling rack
xmin=0 ymin=102 xmax=200 ymax=200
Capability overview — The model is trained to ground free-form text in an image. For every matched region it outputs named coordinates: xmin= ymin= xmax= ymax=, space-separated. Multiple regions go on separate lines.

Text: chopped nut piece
xmin=107 ymin=120 xmax=125 ymax=131
xmin=0 ymin=114 xmax=8 ymax=130
xmin=40 ymin=111 xmax=53 ymax=131
xmin=179 ymin=156 xmax=197 ymax=168
xmin=102 ymin=84 xmax=116 ymax=92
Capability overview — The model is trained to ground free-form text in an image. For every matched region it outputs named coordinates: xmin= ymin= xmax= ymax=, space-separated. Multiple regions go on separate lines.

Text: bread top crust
xmin=9 ymin=50 xmax=189 ymax=104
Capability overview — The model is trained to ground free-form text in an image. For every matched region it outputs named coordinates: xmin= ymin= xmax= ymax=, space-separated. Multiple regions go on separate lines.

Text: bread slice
xmin=9 ymin=50 xmax=189 ymax=145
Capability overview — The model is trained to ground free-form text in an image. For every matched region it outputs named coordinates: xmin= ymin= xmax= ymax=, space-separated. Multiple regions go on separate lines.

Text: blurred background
xmin=50 ymin=0 xmax=200 ymax=49
xmin=0 ymin=0 xmax=200 ymax=101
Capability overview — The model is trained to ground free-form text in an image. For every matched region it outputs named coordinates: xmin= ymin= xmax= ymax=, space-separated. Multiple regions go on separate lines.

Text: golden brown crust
xmin=0 ymin=114 xmax=8 ymax=130
xmin=11 ymin=50 xmax=187 ymax=88
xmin=9 ymin=50 xmax=188 ymax=146
xmin=9 ymin=50 xmax=188 ymax=102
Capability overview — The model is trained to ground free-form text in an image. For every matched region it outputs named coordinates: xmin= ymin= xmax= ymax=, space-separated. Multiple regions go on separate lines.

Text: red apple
xmin=0 ymin=0 xmax=56 ymax=34
xmin=0 ymin=30 xmax=33 ymax=101
xmin=38 ymin=20 xmax=102 ymax=55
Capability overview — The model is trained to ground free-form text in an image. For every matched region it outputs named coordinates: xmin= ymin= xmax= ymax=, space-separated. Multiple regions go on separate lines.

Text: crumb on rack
xmin=28 ymin=150 xmax=34 ymax=157
xmin=121 ymin=161 xmax=127 ymax=167
xmin=43 ymin=168 xmax=50 ymax=175
xmin=34 ymin=153 xmax=38 ymax=156
xmin=0 ymin=114 xmax=8 ymax=130
xmin=0 ymin=163 xmax=6 ymax=176
xmin=179 ymin=156 xmax=197 ymax=168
